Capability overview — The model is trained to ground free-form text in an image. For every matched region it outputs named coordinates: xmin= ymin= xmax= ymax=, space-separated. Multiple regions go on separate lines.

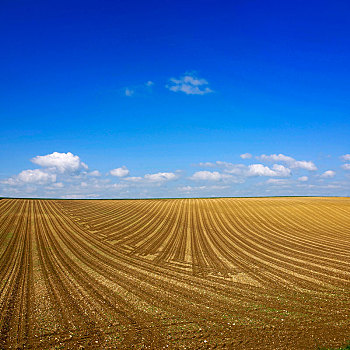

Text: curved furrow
xmin=0 ymin=200 xmax=24 ymax=262
xmin=214 ymin=199 xmax=350 ymax=289
xmin=205 ymin=199 xmax=337 ymax=290
xmin=114 ymin=200 xmax=176 ymax=248
xmin=300 ymin=199 xmax=350 ymax=232
xmin=0 ymin=201 xmax=28 ymax=301
xmin=264 ymin=199 xmax=350 ymax=246
xmin=100 ymin=200 xmax=165 ymax=242
xmin=36 ymin=201 xmax=167 ymax=348
xmin=152 ymin=199 xmax=189 ymax=263
xmin=0 ymin=200 xmax=33 ymax=349
xmin=224 ymin=199 xmax=350 ymax=278
xmin=248 ymin=198 xmax=350 ymax=258
xmin=45 ymin=201 xmax=270 ymax=319
xmin=45 ymin=201 xmax=246 ymax=343
xmin=131 ymin=199 xmax=181 ymax=255
xmin=95 ymin=200 xmax=161 ymax=233
xmin=231 ymin=198 xmax=350 ymax=250
xmin=244 ymin=199 xmax=350 ymax=271
xmin=58 ymin=200 xmax=155 ymax=238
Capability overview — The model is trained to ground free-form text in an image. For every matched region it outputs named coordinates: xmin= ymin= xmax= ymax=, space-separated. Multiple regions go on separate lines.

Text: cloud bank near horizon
xmin=1 ymin=151 xmax=349 ymax=199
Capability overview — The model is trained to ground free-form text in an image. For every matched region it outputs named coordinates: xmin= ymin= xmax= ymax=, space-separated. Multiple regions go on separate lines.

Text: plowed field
xmin=1 ymin=197 xmax=350 ymax=349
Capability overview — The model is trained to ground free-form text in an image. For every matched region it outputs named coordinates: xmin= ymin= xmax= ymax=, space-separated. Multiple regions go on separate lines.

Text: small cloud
xmin=257 ymin=153 xmax=317 ymax=171
xmin=298 ymin=176 xmax=308 ymax=182
xmin=320 ymin=170 xmax=336 ymax=178
xmin=144 ymin=172 xmax=178 ymax=182
xmin=122 ymin=176 xmax=143 ymax=182
xmin=125 ymin=88 xmax=134 ymax=97
xmin=3 ymin=169 xmax=56 ymax=186
xmin=19 ymin=169 xmax=56 ymax=184
xmin=122 ymin=172 xmax=179 ymax=183
xmin=266 ymin=178 xmax=289 ymax=185
xmin=189 ymin=171 xmax=232 ymax=181
xmin=31 ymin=151 xmax=88 ymax=174
xmin=111 ymin=183 xmax=128 ymax=190
xmin=240 ymin=153 xmax=252 ymax=159
xmin=45 ymin=182 xmax=64 ymax=190
xmin=197 ymin=162 xmax=216 ymax=167
xmin=177 ymin=185 xmax=229 ymax=193
xmin=342 ymin=164 xmax=350 ymax=170
xmin=123 ymin=81 xmax=154 ymax=96
xmin=220 ymin=163 xmax=247 ymax=175
xmin=292 ymin=161 xmax=317 ymax=171
xmin=193 ymin=161 xmax=291 ymax=178
xmin=341 ymin=154 xmax=350 ymax=162
xmin=167 ymin=73 xmax=213 ymax=95
xmin=110 ymin=166 xmax=130 ymax=177
xmin=88 ymin=170 xmax=101 ymax=177
xmin=60 ymin=194 xmax=88 ymax=199
xmin=248 ymin=164 xmax=291 ymax=177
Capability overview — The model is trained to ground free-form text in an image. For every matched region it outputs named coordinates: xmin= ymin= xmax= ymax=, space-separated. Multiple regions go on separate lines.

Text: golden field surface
xmin=1 ymin=197 xmax=350 ymax=349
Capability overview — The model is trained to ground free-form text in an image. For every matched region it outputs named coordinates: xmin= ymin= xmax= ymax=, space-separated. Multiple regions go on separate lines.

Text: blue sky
xmin=1 ymin=0 xmax=349 ymax=198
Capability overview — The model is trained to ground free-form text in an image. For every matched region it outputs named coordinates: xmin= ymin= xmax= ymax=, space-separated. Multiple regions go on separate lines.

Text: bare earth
xmin=0 ymin=197 xmax=350 ymax=349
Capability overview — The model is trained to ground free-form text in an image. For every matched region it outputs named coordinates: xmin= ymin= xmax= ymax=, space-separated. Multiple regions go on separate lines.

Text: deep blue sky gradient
xmin=1 ymin=0 xmax=349 ymax=197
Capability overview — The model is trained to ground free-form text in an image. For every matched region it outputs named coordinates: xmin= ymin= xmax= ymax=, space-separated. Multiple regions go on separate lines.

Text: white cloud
xmin=122 ymin=176 xmax=143 ymax=182
xmin=88 ymin=170 xmax=101 ymax=177
xmin=248 ymin=164 xmax=291 ymax=177
xmin=194 ymin=161 xmax=290 ymax=178
xmin=197 ymin=161 xmax=239 ymax=169
xmin=167 ymin=73 xmax=213 ymax=95
xmin=31 ymin=152 xmax=88 ymax=174
xmin=3 ymin=150 xmax=348 ymax=198
xmin=111 ymin=183 xmax=129 ymax=190
xmin=189 ymin=171 xmax=232 ymax=181
xmin=266 ymin=179 xmax=289 ymax=185
xmin=122 ymin=172 xmax=178 ymax=183
xmin=123 ymin=81 xmax=154 ymax=97
xmin=222 ymin=163 xmax=247 ymax=175
xmin=196 ymin=161 xmax=247 ymax=175
xmin=240 ymin=153 xmax=252 ymax=159
xmin=44 ymin=182 xmax=64 ymax=190
xmin=14 ymin=169 xmax=56 ymax=185
xmin=298 ymin=176 xmax=309 ymax=182
xmin=144 ymin=172 xmax=178 ymax=182
xmin=177 ymin=185 xmax=229 ymax=193
xmin=110 ymin=166 xmax=130 ymax=177
xmin=341 ymin=154 xmax=350 ymax=161
xmin=60 ymin=194 xmax=99 ymax=199
xmin=258 ymin=154 xmax=317 ymax=171
xmin=292 ymin=160 xmax=317 ymax=171
xmin=320 ymin=170 xmax=336 ymax=178
xmin=198 ymin=162 xmax=216 ymax=167
xmin=259 ymin=154 xmax=292 ymax=163
xmin=1 ymin=178 xmax=17 ymax=186
xmin=125 ymin=88 xmax=134 ymax=97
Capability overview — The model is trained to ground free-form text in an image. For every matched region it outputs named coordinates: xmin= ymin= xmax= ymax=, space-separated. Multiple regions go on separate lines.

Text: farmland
xmin=1 ymin=197 xmax=350 ymax=349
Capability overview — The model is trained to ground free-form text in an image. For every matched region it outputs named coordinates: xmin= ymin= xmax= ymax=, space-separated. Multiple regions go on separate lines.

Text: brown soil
xmin=0 ymin=197 xmax=350 ymax=349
